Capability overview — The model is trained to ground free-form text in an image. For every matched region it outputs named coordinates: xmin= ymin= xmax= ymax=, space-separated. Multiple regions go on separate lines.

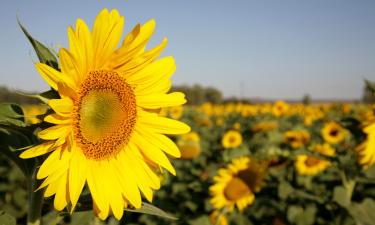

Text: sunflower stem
xmin=27 ymin=165 xmax=44 ymax=225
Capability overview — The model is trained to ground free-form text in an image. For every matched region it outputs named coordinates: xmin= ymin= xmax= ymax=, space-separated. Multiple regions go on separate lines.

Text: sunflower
xmin=295 ymin=143 xmax=335 ymax=176
xmin=272 ymin=100 xmax=289 ymax=117
xmin=177 ymin=131 xmax=201 ymax=159
xmin=251 ymin=121 xmax=278 ymax=132
xmin=222 ymin=130 xmax=243 ymax=149
xmin=168 ymin=105 xmax=184 ymax=120
xmin=19 ymin=9 xmax=190 ymax=220
xmin=209 ymin=210 xmax=228 ymax=225
xmin=22 ymin=104 xmax=48 ymax=124
xmin=321 ymin=122 xmax=346 ymax=144
xmin=210 ymin=157 xmax=266 ymax=212
xmin=356 ymin=123 xmax=375 ymax=167
xmin=283 ymin=130 xmax=310 ymax=149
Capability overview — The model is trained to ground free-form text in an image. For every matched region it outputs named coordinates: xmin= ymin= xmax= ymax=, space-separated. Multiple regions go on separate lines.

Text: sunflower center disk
xmin=73 ymin=70 xmax=136 ymax=160
xmin=224 ymin=177 xmax=252 ymax=201
xmin=305 ymin=156 xmax=321 ymax=167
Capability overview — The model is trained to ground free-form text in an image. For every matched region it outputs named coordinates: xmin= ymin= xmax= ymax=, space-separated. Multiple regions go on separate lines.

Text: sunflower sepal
xmin=18 ymin=19 xmax=59 ymax=70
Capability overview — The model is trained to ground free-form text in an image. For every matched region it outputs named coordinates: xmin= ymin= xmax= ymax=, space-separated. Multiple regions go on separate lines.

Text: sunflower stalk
xmin=340 ymin=171 xmax=356 ymax=205
xmin=27 ymin=164 xmax=45 ymax=225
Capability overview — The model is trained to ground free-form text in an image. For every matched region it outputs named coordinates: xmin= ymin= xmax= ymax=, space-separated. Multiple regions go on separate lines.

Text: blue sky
xmin=0 ymin=0 xmax=374 ymax=100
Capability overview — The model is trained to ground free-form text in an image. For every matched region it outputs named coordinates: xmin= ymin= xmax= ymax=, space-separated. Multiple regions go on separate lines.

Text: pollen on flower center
xmin=73 ymin=70 xmax=136 ymax=160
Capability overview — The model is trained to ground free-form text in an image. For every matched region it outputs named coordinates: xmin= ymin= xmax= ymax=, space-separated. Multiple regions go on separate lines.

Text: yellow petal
xmin=115 ymin=151 xmax=142 ymax=208
xmin=19 ymin=141 xmax=55 ymax=158
xmin=37 ymin=147 xmax=69 ymax=179
xmin=44 ymin=113 xmax=71 ymax=125
xmin=92 ymin=8 xmax=124 ymax=68
xmin=127 ymin=56 xmax=175 ymax=85
xmin=87 ymin=161 xmax=109 ymax=219
xmin=68 ymin=146 xmax=87 ymax=211
xmin=37 ymin=125 xmax=71 ymax=140
xmin=131 ymin=132 xmax=176 ymax=175
xmin=35 ymin=63 xmax=75 ymax=90
xmin=48 ymin=97 xmax=73 ymax=116
xmin=138 ymin=111 xmax=191 ymax=134
xmin=54 ymin=171 xmax=68 ymax=210
xmin=137 ymin=92 xmax=186 ymax=109
xmin=135 ymin=128 xmax=180 ymax=158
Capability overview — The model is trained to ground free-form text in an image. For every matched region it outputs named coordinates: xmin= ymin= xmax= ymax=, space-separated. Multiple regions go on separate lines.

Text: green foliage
xmin=173 ymin=84 xmax=223 ymax=104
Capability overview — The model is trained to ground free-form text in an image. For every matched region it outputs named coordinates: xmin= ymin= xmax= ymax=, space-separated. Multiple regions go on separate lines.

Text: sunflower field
xmin=1 ymin=99 xmax=375 ymax=225
xmin=1 ymin=7 xmax=375 ymax=225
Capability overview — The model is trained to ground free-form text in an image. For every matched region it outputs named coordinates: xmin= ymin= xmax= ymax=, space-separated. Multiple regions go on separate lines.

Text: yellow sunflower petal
xmin=137 ymin=92 xmax=186 ymax=109
xmin=68 ymin=146 xmax=87 ymax=211
xmin=131 ymin=133 xmax=176 ymax=175
xmin=54 ymin=171 xmax=68 ymax=210
xmin=138 ymin=111 xmax=190 ymax=134
xmin=48 ymin=98 xmax=73 ymax=116
xmin=19 ymin=141 xmax=55 ymax=158
xmin=92 ymin=8 xmax=124 ymax=68
xmin=44 ymin=113 xmax=71 ymax=125
xmin=115 ymin=151 xmax=142 ymax=208
xmin=37 ymin=125 xmax=71 ymax=140
xmin=135 ymin=128 xmax=181 ymax=158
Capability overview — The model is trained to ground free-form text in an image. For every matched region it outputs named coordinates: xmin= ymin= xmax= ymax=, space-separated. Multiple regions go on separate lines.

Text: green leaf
xmin=348 ymin=198 xmax=375 ymax=225
xmin=333 ymin=186 xmax=350 ymax=207
xmin=18 ymin=19 xmax=58 ymax=69
xmin=0 ymin=210 xmax=16 ymax=225
xmin=17 ymin=89 xmax=59 ymax=104
xmin=187 ymin=216 xmax=211 ymax=225
xmin=125 ymin=203 xmax=177 ymax=220
xmin=0 ymin=103 xmax=25 ymax=127
xmin=287 ymin=205 xmax=304 ymax=223
xmin=278 ymin=181 xmax=294 ymax=200
xmin=364 ymin=164 xmax=375 ymax=179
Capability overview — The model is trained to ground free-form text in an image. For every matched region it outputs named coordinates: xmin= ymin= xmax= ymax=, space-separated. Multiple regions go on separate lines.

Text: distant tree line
xmin=172 ymin=84 xmax=223 ymax=105
xmin=363 ymin=80 xmax=375 ymax=103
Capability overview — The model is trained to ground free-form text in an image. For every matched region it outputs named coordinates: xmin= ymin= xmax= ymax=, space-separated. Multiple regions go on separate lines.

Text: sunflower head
xmin=222 ymin=130 xmax=243 ymax=149
xmin=21 ymin=104 xmax=48 ymax=124
xmin=252 ymin=121 xmax=278 ymax=132
xmin=321 ymin=122 xmax=346 ymax=144
xmin=272 ymin=100 xmax=289 ymax=117
xmin=356 ymin=123 xmax=375 ymax=167
xmin=295 ymin=155 xmax=331 ymax=176
xmin=210 ymin=157 xmax=267 ymax=212
xmin=168 ymin=105 xmax=184 ymax=120
xmin=283 ymin=130 xmax=310 ymax=149
xmin=20 ymin=8 xmax=190 ymax=220
xmin=177 ymin=132 xmax=201 ymax=159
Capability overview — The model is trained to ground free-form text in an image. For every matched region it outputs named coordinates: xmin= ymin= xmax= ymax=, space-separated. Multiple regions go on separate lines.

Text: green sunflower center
xmin=73 ymin=70 xmax=136 ymax=160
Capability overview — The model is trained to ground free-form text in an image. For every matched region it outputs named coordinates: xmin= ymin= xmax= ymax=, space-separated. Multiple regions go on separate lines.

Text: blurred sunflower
xmin=22 ymin=104 xmax=48 ymax=124
xmin=283 ymin=130 xmax=310 ymax=149
xmin=233 ymin=122 xmax=241 ymax=130
xmin=209 ymin=210 xmax=228 ymax=225
xmin=295 ymin=143 xmax=335 ymax=176
xmin=20 ymin=9 xmax=190 ymax=220
xmin=321 ymin=122 xmax=346 ymax=144
xmin=210 ymin=157 xmax=266 ymax=211
xmin=356 ymin=123 xmax=375 ymax=167
xmin=251 ymin=121 xmax=278 ymax=132
xmin=272 ymin=100 xmax=289 ymax=117
xmin=168 ymin=105 xmax=183 ymax=120
xmin=222 ymin=130 xmax=243 ymax=149
xmin=177 ymin=131 xmax=201 ymax=159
